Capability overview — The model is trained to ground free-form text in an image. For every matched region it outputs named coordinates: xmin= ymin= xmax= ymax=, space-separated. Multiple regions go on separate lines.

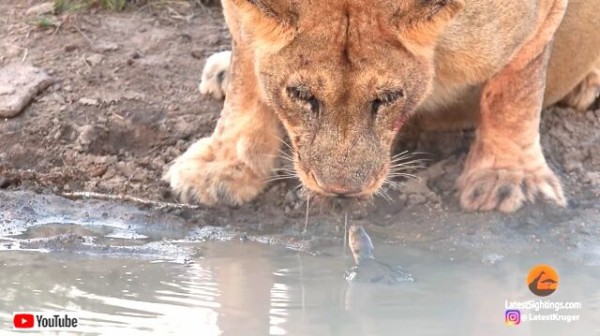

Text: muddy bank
xmin=0 ymin=2 xmax=599 ymax=260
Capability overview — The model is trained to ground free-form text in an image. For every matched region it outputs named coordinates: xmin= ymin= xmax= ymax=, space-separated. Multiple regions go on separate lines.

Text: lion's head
xmin=227 ymin=0 xmax=463 ymax=198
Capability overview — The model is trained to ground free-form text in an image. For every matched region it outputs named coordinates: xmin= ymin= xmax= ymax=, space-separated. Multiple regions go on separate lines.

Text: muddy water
xmin=1 ymin=241 xmax=599 ymax=335
xmin=1 ymin=192 xmax=599 ymax=335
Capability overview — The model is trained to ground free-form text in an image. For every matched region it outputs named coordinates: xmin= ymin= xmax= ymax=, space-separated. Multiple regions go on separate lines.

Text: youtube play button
xmin=13 ymin=313 xmax=35 ymax=329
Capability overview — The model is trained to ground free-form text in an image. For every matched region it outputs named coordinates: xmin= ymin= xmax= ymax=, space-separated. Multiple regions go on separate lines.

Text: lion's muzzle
xmin=293 ymin=131 xmax=390 ymax=198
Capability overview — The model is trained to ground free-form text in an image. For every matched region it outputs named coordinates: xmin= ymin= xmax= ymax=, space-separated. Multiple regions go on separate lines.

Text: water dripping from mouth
xmin=344 ymin=211 xmax=348 ymax=253
xmin=303 ymin=193 xmax=310 ymax=234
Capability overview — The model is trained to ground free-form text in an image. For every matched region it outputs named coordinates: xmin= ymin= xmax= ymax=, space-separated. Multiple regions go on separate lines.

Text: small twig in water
xmin=61 ymin=191 xmax=200 ymax=210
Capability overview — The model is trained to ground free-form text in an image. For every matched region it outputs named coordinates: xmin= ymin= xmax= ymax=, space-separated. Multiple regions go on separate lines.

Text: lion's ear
xmin=395 ymin=0 xmax=464 ymax=53
xmin=230 ymin=0 xmax=297 ymax=53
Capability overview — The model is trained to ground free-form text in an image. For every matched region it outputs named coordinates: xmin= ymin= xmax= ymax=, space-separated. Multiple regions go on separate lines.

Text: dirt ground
xmin=1 ymin=1 xmax=599 ymax=258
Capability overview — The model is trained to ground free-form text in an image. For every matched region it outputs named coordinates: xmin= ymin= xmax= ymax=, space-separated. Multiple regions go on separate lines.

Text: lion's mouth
xmin=295 ymin=163 xmax=390 ymax=200
xmin=285 ymin=150 xmax=424 ymax=203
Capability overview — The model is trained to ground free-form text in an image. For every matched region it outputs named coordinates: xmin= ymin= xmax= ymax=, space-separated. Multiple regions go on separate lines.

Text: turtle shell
xmin=344 ymin=260 xmax=413 ymax=284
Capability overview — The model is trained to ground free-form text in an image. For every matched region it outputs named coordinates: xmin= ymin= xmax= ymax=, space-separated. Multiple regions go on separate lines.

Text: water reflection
xmin=1 ymin=243 xmax=599 ymax=335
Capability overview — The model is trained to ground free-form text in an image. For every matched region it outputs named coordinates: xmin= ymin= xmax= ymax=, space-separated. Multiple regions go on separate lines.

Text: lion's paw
xmin=560 ymin=66 xmax=600 ymax=110
xmin=164 ymin=137 xmax=265 ymax=206
xmin=199 ymin=51 xmax=231 ymax=100
xmin=457 ymin=165 xmax=567 ymax=213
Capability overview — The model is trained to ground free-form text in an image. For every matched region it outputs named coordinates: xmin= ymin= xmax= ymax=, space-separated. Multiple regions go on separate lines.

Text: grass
xmin=53 ymin=0 xmax=210 ymax=13
xmin=29 ymin=0 xmax=211 ymax=31
xmin=35 ymin=15 xmax=59 ymax=28
xmin=54 ymin=0 xmax=130 ymax=13
xmin=101 ymin=0 xmax=128 ymax=10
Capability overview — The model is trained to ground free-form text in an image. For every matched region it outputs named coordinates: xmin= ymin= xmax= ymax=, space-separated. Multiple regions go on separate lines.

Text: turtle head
xmin=348 ymin=225 xmax=375 ymax=265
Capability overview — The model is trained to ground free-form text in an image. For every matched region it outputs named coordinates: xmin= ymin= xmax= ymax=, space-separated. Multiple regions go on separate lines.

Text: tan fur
xmin=560 ymin=60 xmax=600 ymax=110
xmin=166 ymin=0 xmax=600 ymax=211
xmin=199 ymin=51 xmax=231 ymax=100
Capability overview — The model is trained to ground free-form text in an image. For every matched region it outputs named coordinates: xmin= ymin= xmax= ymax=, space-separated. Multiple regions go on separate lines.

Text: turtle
xmin=344 ymin=225 xmax=413 ymax=284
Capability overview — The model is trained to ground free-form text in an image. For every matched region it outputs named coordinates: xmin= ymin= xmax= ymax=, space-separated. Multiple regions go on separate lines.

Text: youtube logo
xmin=12 ymin=312 xmax=80 ymax=330
xmin=13 ymin=313 xmax=34 ymax=329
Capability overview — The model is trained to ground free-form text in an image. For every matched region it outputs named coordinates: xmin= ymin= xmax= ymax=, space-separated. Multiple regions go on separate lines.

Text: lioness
xmin=165 ymin=0 xmax=600 ymax=213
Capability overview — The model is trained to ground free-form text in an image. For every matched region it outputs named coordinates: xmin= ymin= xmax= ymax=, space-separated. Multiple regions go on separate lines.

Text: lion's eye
xmin=287 ymin=86 xmax=320 ymax=115
xmin=372 ymin=89 xmax=404 ymax=115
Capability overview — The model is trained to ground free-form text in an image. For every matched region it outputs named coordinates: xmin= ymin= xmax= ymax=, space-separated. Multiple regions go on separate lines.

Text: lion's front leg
xmin=457 ymin=0 xmax=568 ymax=213
xmin=165 ymin=46 xmax=282 ymax=206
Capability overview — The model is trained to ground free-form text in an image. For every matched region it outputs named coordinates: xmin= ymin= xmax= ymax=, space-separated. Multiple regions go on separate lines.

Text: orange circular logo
xmin=527 ymin=264 xmax=559 ymax=297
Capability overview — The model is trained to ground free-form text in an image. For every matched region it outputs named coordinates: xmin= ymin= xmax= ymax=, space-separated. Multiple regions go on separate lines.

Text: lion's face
xmin=259 ymin=33 xmax=431 ymax=198
xmin=231 ymin=0 xmax=463 ymax=198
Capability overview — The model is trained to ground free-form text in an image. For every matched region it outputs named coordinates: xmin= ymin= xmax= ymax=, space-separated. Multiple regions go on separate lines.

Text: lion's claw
xmin=457 ymin=166 xmax=566 ymax=213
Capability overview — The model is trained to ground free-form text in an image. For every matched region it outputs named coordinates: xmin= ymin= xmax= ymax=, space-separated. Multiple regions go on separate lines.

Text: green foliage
xmin=35 ymin=15 xmax=59 ymax=28
xmin=54 ymin=0 xmax=128 ymax=14
xmin=100 ymin=0 xmax=127 ymax=11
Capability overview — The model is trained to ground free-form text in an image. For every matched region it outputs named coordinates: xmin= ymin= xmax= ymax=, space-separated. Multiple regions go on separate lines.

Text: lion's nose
xmin=324 ymin=185 xmax=360 ymax=197
xmin=311 ymin=172 xmax=361 ymax=197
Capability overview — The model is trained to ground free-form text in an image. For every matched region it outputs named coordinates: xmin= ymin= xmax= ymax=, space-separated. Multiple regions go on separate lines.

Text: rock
xmin=92 ymin=42 xmax=119 ymax=53
xmin=0 ymin=64 xmax=53 ymax=118
xmin=191 ymin=50 xmax=203 ymax=59
xmin=85 ymin=54 xmax=104 ymax=66
xmin=131 ymin=51 xmax=142 ymax=59
xmin=76 ymin=125 xmax=101 ymax=150
xmin=64 ymin=44 xmax=78 ymax=52
xmin=0 ymin=176 xmax=10 ymax=189
xmin=1 ymin=44 xmax=22 ymax=58
xmin=26 ymin=2 xmax=54 ymax=16
xmin=89 ymin=164 xmax=108 ymax=178
xmin=78 ymin=97 xmax=99 ymax=106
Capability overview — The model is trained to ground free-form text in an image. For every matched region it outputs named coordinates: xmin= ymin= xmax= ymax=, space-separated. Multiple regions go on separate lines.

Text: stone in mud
xmin=0 ymin=176 xmax=10 ymax=189
xmin=85 ymin=54 xmax=104 ymax=67
xmin=92 ymin=42 xmax=120 ymax=53
xmin=0 ymin=64 xmax=53 ymax=118
xmin=76 ymin=125 xmax=103 ymax=152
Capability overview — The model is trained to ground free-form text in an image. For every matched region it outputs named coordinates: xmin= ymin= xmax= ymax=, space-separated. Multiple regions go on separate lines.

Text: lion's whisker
xmin=392 ymin=150 xmax=429 ymax=158
xmin=266 ymin=178 xmax=296 ymax=183
xmin=259 ymin=153 xmax=295 ymax=163
xmin=390 ymin=163 xmax=425 ymax=171
xmin=390 ymin=153 xmax=415 ymax=162
xmin=390 ymin=151 xmax=431 ymax=164
xmin=388 ymin=172 xmax=418 ymax=179
xmin=375 ymin=189 xmax=394 ymax=203
xmin=383 ymin=180 xmax=402 ymax=191
xmin=265 ymin=175 xmax=298 ymax=183
xmin=391 ymin=150 xmax=409 ymax=158
xmin=272 ymin=134 xmax=293 ymax=150
xmin=268 ymin=174 xmax=297 ymax=180
xmin=277 ymin=148 xmax=294 ymax=158
xmin=391 ymin=156 xmax=427 ymax=163
xmin=267 ymin=173 xmax=297 ymax=177
xmin=272 ymin=167 xmax=297 ymax=173
xmin=390 ymin=156 xmax=425 ymax=164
